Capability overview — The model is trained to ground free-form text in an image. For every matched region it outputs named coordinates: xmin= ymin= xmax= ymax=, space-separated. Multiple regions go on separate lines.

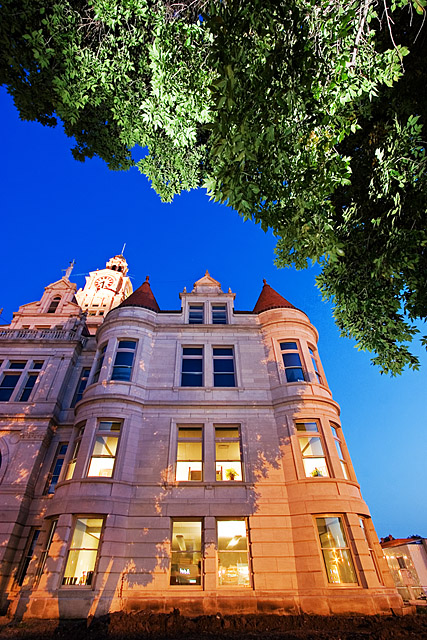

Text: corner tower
xmin=75 ymin=254 xmax=132 ymax=334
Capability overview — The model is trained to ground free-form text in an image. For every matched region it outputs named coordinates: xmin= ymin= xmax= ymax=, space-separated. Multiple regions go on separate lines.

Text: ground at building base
xmin=1 ymin=611 xmax=427 ymax=640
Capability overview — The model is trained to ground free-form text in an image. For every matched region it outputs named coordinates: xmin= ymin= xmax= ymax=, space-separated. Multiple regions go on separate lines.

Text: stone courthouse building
xmin=0 ymin=254 xmax=402 ymax=619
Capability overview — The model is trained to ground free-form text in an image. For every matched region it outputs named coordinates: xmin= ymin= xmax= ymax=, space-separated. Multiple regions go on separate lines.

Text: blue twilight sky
xmin=1 ymin=88 xmax=426 ymax=538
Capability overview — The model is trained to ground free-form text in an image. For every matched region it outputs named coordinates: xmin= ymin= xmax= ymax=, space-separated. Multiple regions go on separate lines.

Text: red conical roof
xmin=253 ymin=280 xmax=296 ymax=313
xmin=118 ymin=276 xmax=160 ymax=312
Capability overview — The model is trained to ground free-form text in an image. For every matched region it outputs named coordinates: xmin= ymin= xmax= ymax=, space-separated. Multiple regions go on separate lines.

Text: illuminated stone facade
xmin=0 ymin=261 xmax=403 ymax=619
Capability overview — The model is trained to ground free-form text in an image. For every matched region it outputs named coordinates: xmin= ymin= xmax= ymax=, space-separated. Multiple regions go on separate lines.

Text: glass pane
xmin=1 ymin=374 xmax=20 ymax=386
xmin=114 ymin=351 xmax=135 ymax=366
xmin=213 ymin=348 xmax=233 ymax=356
xmin=170 ymin=521 xmax=202 ymax=585
xmin=285 ymin=368 xmax=304 ymax=382
xmin=214 ymin=373 xmax=236 ymax=387
xmin=302 ymin=457 xmax=329 ymax=477
xmin=32 ymin=362 xmax=44 ymax=370
xmin=65 ymin=460 xmax=76 ymax=480
xmin=177 ymin=442 xmax=202 ymax=461
xmin=63 ymin=549 xmax=98 ymax=585
xmin=176 ymin=461 xmax=203 ymax=481
xmin=317 ymin=517 xmax=348 ymax=549
xmin=218 ymin=552 xmax=250 ymax=586
xmin=88 ymin=457 xmax=115 ymax=477
xmin=9 ymin=362 xmax=26 ymax=369
xmin=183 ymin=348 xmax=203 ymax=356
xmin=341 ymin=461 xmax=349 ymax=479
xmin=99 ymin=421 xmax=121 ymax=432
xmin=280 ymin=342 xmax=298 ymax=350
xmin=178 ymin=428 xmax=202 ymax=439
xmin=335 ymin=441 xmax=344 ymax=458
xmin=118 ymin=340 xmax=136 ymax=349
xmin=298 ymin=436 xmax=324 ymax=457
xmin=182 ymin=359 xmax=203 ymax=372
xmin=330 ymin=425 xmax=338 ymax=438
xmin=111 ymin=366 xmax=132 ymax=381
xmin=213 ymin=359 xmax=234 ymax=372
xmin=216 ymin=442 xmax=241 ymax=461
xmin=321 ymin=549 xmax=358 ymax=584
xmin=181 ymin=373 xmax=203 ymax=386
xmin=92 ymin=436 xmax=118 ymax=457
xmin=295 ymin=422 xmax=318 ymax=432
xmin=215 ymin=428 xmax=239 ymax=439
xmin=217 ymin=520 xmax=247 ymax=550
xmin=215 ymin=461 xmax=242 ymax=481
xmin=283 ymin=353 xmax=302 ymax=367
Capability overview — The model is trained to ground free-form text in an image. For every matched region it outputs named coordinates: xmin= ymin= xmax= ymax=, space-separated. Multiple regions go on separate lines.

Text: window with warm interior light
xmin=212 ymin=304 xmax=227 ymax=324
xmin=215 ymin=427 xmax=243 ymax=481
xmin=62 ymin=517 xmax=104 ymax=586
xmin=280 ymin=341 xmax=305 ymax=382
xmin=296 ymin=421 xmax=329 ymax=478
xmin=111 ymin=340 xmax=137 ymax=381
xmin=330 ymin=423 xmax=349 ymax=479
xmin=65 ymin=423 xmax=85 ymax=480
xmin=71 ymin=367 xmax=91 ymax=407
xmin=316 ymin=516 xmax=358 ymax=584
xmin=213 ymin=347 xmax=236 ymax=387
xmin=170 ymin=521 xmax=202 ymax=585
xmin=176 ymin=427 xmax=203 ymax=481
xmin=189 ymin=304 xmax=204 ymax=324
xmin=92 ymin=344 xmax=107 ymax=383
xmin=217 ymin=519 xmax=250 ymax=587
xmin=87 ymin=421 xmax=121 ymax=478
xmin=181 ymin=347 xmax=203 ymax=386
xmin=44 ymin=442 xmax=68 ymax=494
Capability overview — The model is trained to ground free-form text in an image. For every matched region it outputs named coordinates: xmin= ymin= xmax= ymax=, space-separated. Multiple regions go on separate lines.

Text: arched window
xmin=47 ymin=296 xmax=61 ymax=314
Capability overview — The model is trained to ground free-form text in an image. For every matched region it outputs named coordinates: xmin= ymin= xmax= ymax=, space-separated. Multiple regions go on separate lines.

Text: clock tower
xmin=75 ymin=253 xmax=133 ymax=334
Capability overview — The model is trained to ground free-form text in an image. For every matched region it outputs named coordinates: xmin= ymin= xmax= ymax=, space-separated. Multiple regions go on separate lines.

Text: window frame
xmin=175 ymin=426 xmax=204 ymax=482
xmin=295 ymin=420 xmax=330 ymax=478
xmin=86 ymin=420 xmax=122 ymax=479
xmin=308 ymin=344 xmax=323 ymax=384
xmin=0 ymin=360 xmax=43 ymax=402
xmin=111 ymin=339 xmax=137 ymax=382
xmin=217 ymin=518 xmax=251 ymax=588
xmin=279 ymin=341 xmax=306 ymax=383
xmin=330 ymin=423 xmax=349 ymax=479
xmin=315 ymin=515 xmax=359 ymax=586
xmin=181 ymin=346 xmax=204 ymax=387
xmin=34 ymin=519 xmax=58 ymax=586
xmin=211 ymin=304 xmax=228 ymax=325
xmin=65 ymin=423 xmax=85 ymax=481
xmin=188 ymin=303 xmax=204 ymax=324
xmin=44 ymin=442 xmax=69 ymax=495
xmin=61 ymin=516 xmax=105 ymax=588
xmin=170 ymin=519 xmax=203 ymax=587
xmin=213 ymin=346 xmax=236 ymax=388
xmin=47 ymin=296 xmax=61 ymax=314
xmin=16 ymin=528 xmax=41 ymax=587
xmin=92 ymin=343 xmax=107 ymax=384
xmin=359 ymin=516 xmax=383 ymax=584
xmin=215 ymin=425 xmax=244 ymax=482
xmin=71 ymin=367 xmax=91 ymax=407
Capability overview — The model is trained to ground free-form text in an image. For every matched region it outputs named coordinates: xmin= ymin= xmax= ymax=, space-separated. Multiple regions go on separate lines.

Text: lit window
xmin=308 ymin=346 xmax=322 ymax=384
xmin=71 ymin=368 xmax=91 ymax=407
xmin=62 ymin=517 xmax=104 ymax=586
xmin=215 ymin=427 xmax=243 ymax=481
xmin=189 ymin=304 xmax=204 ymax=324
xmin=170 ymin=521 xmax=202 ymax=585
xmin=296 ymin=421 xmax=329 ymax=478
xmin=176 ymin=427 xmax=203 ymax=481
xmin=92 ymin=344 xmax=107 ymax=383
xmin=217 ymin=520 xmax=250 ymax=587
xmin=44 ymin=443 xmax=68 ymax=494
xmin=181 ymin=347 xmax=203 ymax=387
xmin=213 ymin=347 xmax=235 ymax=387
xmin=87 ymin=421 xmax=121 ymax=478
xmin=34 ymin=519 xmax=57 ymax=585
xmin=111 ymin=340 xmax=137 ymax=381
xmin=65 ymin=424 xmax=85 ymax=480
xmin=212 ymin=304 xmax=227 ymax=324
xmin=47 ymin=296 xmax=61 ymax=314
xmin=359 ymin=517 xmax=382 ymax=583
xmin=330 ymin=423 xmax=349 ymax=479
xmin=280 ymin=342 xmax=305 ymax=382
xmin=17 ymin=528 xmax=41 ymax=586
xmin=316 ymin=516 xmax=358 ymax=584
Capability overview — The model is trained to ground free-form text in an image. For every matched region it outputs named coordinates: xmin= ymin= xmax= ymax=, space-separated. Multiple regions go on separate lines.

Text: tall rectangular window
xmin=189 ymin=304 xmax=204 ymax=324
xmin=296 ymin=421 xmax=329 ymax=478
xmin=0 ymin=373 xmax=21 ymax=401
xmin=34 ymin=519 xmax=57 ymax=585
xmin=280 ymin=342 xmax=305 ymax=382
xmin=181 ymin=347 xmax=203 ymax=387
xmin=92 ymin=344 xmax=107 ymax=383
xmin=62 ymin=517 xmax=104 ymax=586
xmin=87 ymin=421 xmax=121 ymax=478
xmin=359 ymin=517 xmax=382 ymax=583
xmin=170 ymin=521 xmax=202 ymax=585
xmin=44 ymin=443 xmax=68 ymax=494
xmin=308 ymin=346 xmax=322 ymax=384
xmin=176 ymin=427 xmax=203 ymax=481
xmin=316 ymin=516 xmax=358 ymax=584
xmin=215 ymin=427 xmax=243 ymax=481
xmin=17 ymin=528 xmax=41 ymax=586
xmin=213 ymin=347 xmax=235 ymax=387
xmin=217 ymin=520 xmax=250 ymax=587
xmin=65 ymin=424 xmax=85 ymax=480
xmin=111 ymin=340 xmax=137 ymax=381
xmin=19 ymin=373 xmax=39 ymax=401
xmin=71 ymin=368 xmax=91 ymax=407
xmin=330 ymin=423 xmax=349 ymax=479
xmin=212 ymin=304 xmax=227 ymax=324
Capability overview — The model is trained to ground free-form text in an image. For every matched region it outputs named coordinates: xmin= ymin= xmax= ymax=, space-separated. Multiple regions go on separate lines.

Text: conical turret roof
xmin=253 ymin=280 xmax=296 ymax=313
xmin=118 ymin=276 xmax=160 ymax=312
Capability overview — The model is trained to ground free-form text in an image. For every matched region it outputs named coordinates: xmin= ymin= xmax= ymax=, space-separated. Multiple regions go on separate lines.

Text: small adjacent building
xmin=381 ymin=537 xmax=427 ymax=601
xmin=0 ymin=257 xmax=403 ymax=618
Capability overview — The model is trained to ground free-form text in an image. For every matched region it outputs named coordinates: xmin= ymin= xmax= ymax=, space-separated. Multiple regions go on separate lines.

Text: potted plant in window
xmin=225 ymin=468 xmax=239 ymax=481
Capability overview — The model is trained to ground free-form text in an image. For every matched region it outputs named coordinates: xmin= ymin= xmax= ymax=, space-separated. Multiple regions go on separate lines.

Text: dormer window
xmin=47 ymin=296 xmax=61 ymax=314
xmin=189 ymin=304 xmax=204 ymax=324
xmin=212 ymin=304 xmax=227 ymax=324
